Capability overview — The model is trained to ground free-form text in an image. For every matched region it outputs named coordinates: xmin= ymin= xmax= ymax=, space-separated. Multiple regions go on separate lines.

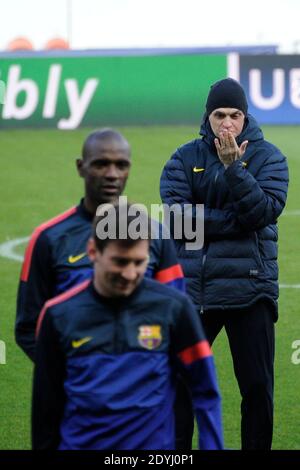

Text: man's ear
xmin=76 ymin=158 xmax=84 ymax=177
xmin=87 ymin=237 xmax=97 ymax=262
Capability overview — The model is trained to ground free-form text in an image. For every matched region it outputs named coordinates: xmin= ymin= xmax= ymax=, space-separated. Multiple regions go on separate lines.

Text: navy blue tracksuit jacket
xmin=16 ymin=200 xmax=184 ymax=361
xmin=32 ymin=278 xmax=223 ymax=450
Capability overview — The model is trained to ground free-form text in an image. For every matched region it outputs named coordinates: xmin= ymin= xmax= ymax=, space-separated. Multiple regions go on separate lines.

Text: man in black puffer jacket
xmin=160 ymin=78 xmax=289 ymax=450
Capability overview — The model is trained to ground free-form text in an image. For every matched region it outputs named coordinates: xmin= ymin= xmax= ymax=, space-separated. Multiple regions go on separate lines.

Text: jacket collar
xmin=77 ymin=198 xmax=94 ymax=222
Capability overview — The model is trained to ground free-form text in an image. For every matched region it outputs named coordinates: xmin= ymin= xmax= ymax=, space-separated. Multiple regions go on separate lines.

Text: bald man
xmin=16 ymin=129 xmax=184 ymax=361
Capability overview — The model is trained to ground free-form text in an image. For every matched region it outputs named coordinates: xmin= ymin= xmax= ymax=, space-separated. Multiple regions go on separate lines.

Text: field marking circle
xmin=0 ymin=237 xmax=29 ymax=262
xmin=282 ymin=210 xmax=300 ymax=216
xmin=0 ymin=236 xmax=299 ymax=289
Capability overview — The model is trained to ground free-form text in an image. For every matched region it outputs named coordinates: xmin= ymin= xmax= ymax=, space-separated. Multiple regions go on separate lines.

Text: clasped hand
xmin=214 ymin=131 xmax=248 ymax=168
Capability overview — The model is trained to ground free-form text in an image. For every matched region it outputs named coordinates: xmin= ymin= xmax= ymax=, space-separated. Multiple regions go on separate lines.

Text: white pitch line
xmin=279 ymin=284 xmax=300 ymax=289
xmin=281 ymin=210 xmax=300 ymax=216
xmin=0 ymin=237 xmax=300 ymax=289
xmin=0 ymin=237 xmax=29 ymax=262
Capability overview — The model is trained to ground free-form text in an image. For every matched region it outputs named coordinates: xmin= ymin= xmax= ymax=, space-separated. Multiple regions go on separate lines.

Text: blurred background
xmin=1 ymin=0 xmax=300 ymax=128
xmin=1 ymin=0 xmax=300 ymax=52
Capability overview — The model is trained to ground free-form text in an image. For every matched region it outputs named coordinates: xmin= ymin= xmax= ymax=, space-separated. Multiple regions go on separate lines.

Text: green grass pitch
xmin=0 ymin=125 xmax=299 ymax=449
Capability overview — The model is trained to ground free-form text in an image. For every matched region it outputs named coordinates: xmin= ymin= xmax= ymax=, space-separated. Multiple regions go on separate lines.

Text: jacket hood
xmin=199 ymin=113 xmax=264 ymax=148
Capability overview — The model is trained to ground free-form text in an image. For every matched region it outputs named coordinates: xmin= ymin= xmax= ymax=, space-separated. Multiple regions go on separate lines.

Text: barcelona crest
xmin=138 ymin=325 xmax=162 ymax=350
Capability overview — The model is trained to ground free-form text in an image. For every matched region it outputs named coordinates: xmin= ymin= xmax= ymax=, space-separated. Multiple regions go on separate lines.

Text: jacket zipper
xmin=200 ymin=250 xmax=207 ymax=314
xmin=200 ymin=169 xmax=219 ymax=313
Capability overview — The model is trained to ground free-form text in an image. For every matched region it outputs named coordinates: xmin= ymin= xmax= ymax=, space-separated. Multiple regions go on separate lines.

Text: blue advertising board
xmin=238 ymin=55 xmax=300 ymax=124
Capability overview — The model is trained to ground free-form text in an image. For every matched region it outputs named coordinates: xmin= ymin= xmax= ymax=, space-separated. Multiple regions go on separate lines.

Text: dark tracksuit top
xmin=16 ymin=200 xmax=184 ymax=361
xmin=32 ymin=278 xmax=223 ymax=450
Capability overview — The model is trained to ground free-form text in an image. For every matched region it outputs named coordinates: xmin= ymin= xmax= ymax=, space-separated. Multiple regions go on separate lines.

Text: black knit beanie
xmin=205 ymin=78 xmax=248 ymax=116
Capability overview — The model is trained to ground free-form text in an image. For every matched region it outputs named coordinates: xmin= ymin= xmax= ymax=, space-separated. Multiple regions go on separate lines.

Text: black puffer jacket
xmin=160 ymin=115 xmax=289 ymax=318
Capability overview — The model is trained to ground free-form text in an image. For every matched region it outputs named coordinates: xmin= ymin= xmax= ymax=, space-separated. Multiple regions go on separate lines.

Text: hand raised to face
xmin=214 ymin=131 xmax=248 ymax=168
